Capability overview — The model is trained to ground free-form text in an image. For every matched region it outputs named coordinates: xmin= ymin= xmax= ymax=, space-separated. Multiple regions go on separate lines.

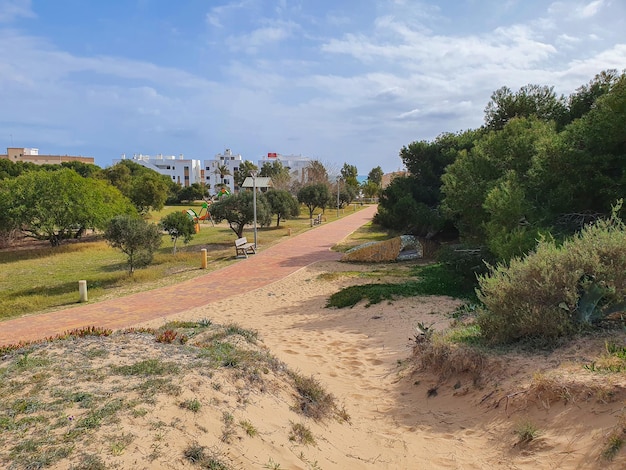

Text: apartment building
xmin=113 ymin=153 xmax=203 ymax=187
xmin=1 ymin=147 xmax=94 ymax=165
xmin=203 ymin=148 xmax=243 ymax=194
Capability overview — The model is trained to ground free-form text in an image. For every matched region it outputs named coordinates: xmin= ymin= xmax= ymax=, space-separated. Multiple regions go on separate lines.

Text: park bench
xmin=235 ymin=237 xmax=256 ymax=258
xmin=311 ymin=213 xmax=323 ymax=226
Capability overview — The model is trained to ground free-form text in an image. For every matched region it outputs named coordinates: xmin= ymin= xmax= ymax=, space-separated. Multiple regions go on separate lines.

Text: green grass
xmin=180 ymin=398 xmax=202 ymax=413
xmin=111 ymin=359 xmax=180 ymax=376
xmin=326 ymin=263 xmax=477 ymax=308
xmin=0 ymin=203 xmax=370 ymax=321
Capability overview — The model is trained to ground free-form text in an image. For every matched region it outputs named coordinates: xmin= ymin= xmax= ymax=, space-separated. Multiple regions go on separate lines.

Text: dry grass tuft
xmin=412 ymin=334 xmax=487 ymax=385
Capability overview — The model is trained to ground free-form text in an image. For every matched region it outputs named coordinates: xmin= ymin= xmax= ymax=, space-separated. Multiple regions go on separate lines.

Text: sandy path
xmin=136 ymin=261 xmax=516 ymax=469
xmin=134 ymin=258 xmax=626 ymax=470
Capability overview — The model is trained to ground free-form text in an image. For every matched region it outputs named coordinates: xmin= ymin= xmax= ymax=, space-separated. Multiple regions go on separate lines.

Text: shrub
xmin=104 ymin=215 xmax=162 ymax=275
xmin=477 ymin=206 xmax=626 ymax=344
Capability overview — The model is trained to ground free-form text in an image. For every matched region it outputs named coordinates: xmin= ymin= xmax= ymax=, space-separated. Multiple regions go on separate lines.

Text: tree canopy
xmin=265 ymin=189 xmax=300 ymax=227
xmin=101 ymin=160 xmax=173 ymax=214
xmin=378 ymin=68 xmax=626 ymax=264
xmin=305 ymin=160 xmax=329 ymax=184
xmin=260 ymin=160 xmax=291 ymax=190
xmin=209 ymin=190 xmax=272 ymax=238
xmin=160 ymin=211 xmax=197 ymax=253
xmin=235 ymin=160 xmax=258 ymax=188
xmin=104 ymin=214 xmax=162 ymax=274
xmin=340 ymin=163 xmax=359 ymax=188
xmin=0 ymin=169 xmax=135 ymax=246
xmin=297 ymin=183 xmax=332 ymax=218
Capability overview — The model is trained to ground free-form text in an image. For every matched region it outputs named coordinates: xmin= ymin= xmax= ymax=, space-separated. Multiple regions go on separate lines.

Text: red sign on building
xmin=267 ymin=152 xmax=277 ymax=158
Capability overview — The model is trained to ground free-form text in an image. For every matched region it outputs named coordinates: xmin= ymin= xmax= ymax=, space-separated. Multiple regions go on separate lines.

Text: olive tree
xmin=104 ymin=215 xmax=162 ymax=274
xmin=297 ymin=183 xmax=332 ymax=219
xmin=209 ymin=190 xmax=272 ymax=238
xmin=265 ymin=189 xmax=300 ymax=227
xmin=160 ymin=211 xmax=197 ymax=253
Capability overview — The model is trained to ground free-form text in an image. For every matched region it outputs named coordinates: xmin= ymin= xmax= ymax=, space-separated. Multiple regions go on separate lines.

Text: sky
xmin=0 ymin=0 xmax=624 ymax=174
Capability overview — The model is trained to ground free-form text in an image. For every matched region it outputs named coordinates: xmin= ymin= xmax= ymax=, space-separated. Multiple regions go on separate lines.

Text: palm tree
xmin=214 ymin=164 xmax=231 ymax=188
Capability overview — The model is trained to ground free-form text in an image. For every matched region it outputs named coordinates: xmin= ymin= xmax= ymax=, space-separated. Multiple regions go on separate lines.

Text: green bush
xmin=477 ymin=206 xmax=626 ymax=344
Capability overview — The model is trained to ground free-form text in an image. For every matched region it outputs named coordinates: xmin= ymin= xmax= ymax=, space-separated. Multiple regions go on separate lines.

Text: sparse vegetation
xmin=290 ymin=372 xmax=338 ymax=421
xmin=289 ymin=422 xmax=316 ymax=446
xmin=180 ymin=398 xmax=202 ymax=413
xmin=0 ymin=319 xmax=351 ymax=469
xmin=239 ymin=419 xmax=258 ymax=437
xmin=603 ymin=420 xmax=626 ymax=461
xmin=514 ymin=420 xmax=540 ymax=444
xmin=183 ymin=443 xmax=230 ymax=469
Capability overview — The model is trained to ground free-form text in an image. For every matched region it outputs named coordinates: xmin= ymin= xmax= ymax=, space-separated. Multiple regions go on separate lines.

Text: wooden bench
xmin=235 ymin=237 xmax=256 ymax=258
xmin=311 ymin=213 xmax=323 ymax=226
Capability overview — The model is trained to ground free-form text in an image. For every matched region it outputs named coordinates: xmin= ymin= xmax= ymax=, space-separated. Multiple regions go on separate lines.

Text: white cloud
xmin=577 ymin=0 xmax=604 ymax=18
xmin=206 ymin=1 xmax=253 ymax=29
xmin=0 ymin=0 xmax=34 ymax=23
xmin=225 ymin=20 xmax=298 ymax=53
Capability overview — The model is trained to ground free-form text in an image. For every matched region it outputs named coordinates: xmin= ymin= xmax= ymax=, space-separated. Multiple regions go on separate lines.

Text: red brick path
xmin=0 ymin=205 xmax=378 ymax=346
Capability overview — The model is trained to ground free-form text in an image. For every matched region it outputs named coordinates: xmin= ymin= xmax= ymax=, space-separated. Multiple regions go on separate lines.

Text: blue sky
xmin=0 ymin=0 xmax=624 ymax=174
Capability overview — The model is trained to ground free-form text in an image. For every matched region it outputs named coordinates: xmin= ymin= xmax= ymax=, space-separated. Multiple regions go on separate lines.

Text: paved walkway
xmin=0 ymin=205 xmax=378 ymax=347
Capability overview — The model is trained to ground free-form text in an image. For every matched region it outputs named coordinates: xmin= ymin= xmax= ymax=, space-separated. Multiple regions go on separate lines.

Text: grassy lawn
xmin=0 ymin=203 xmax=373 ymax=321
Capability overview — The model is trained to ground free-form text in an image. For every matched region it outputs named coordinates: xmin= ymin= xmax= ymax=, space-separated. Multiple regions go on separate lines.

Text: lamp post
xmin=250 ymin=170 xmax=258 ymax=249
xmin=336 ymin=176 xmax=341 ymax=218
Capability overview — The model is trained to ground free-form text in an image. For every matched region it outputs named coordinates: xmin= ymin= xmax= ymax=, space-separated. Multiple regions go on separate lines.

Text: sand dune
xmin=3 ymin=260 xmax=626 ymax=469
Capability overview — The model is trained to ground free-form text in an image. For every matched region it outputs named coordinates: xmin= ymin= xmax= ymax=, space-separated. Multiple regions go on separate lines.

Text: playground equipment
xmin=183 ymin=209 xmax=201 ymax=233
xmin=196 ymin=202 xmax=215 ymax=225
xmin=184 ymin=201 xmax=215 ymax=228
xmin=216 ymin=187 xmax=231 ymax=200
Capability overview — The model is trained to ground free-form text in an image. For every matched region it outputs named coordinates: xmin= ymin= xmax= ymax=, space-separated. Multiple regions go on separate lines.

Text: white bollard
xmin=78 ymin=280 xmax=88 ymax=303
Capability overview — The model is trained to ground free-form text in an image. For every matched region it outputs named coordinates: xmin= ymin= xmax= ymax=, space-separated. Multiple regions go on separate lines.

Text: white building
xmin=114 ymin=153 xmax=203 ymax=187
xmin=256 ymin=152 xmax=312 ymax=183
xmin=203 ymin=148 xmax=243 ymax=194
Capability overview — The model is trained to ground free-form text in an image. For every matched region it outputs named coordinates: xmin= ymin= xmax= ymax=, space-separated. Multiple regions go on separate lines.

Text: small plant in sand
xmin=585 ymin=341 xmax=626 ymax=373
xmin=108 ymin=432 xmax=134 ymax=456
xmin=221 ymin=411 xmax=236 ymax=443
xmin=180 ymin=398 xmax=202 ymax=413
xmin=288 ymin=422 xmax=316 ymax=446
xmin=603 ymin=433 xmax=624 ymax=460
xmin=514 ymin=419 xmax=540 ymax=444
xmin=183 ymin=443 xmax=231 ymax=469
xmin=156 ymin=329 xmax=188 ymax=344
xmin=289 ymin=372 xmax=338 ymax=421
xmin=264 ymin=457 xmax=282 ymax=469
xmin=602 ymin=415 xmax=626 ymax=460
xmin=111 ymin=358 xmax=180 ymax=376
xmin=72 ymin=452 xmax=107 ymax=470
xmin=239 ymin=419 xmax=258 ymax=437
xmin=412 ymin=329 xmax=487 ymax=385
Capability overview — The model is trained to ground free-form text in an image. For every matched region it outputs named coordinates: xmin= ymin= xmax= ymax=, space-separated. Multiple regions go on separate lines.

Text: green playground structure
xmin=184 ymin=201 xmax=214 ymax=230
